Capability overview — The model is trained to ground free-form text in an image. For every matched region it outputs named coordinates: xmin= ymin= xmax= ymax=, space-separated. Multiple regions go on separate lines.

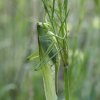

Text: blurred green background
xmin=0 ymin=0 xmax=100 ymax=100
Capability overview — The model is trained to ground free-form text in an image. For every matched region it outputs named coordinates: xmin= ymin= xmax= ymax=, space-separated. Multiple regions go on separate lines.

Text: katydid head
xmin=37 ymin=22 xmax=50 ymax=34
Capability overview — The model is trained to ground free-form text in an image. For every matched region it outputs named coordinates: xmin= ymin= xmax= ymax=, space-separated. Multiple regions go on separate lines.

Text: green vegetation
xmin=0 ymin=0 xmax=100 ymax=100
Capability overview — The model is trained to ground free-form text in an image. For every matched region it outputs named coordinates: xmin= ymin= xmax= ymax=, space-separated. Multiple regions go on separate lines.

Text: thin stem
xmin=64 ymin=68 xmax=69 ymax=100
xmin=52 ymin=0 xmax=55 ymax=19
